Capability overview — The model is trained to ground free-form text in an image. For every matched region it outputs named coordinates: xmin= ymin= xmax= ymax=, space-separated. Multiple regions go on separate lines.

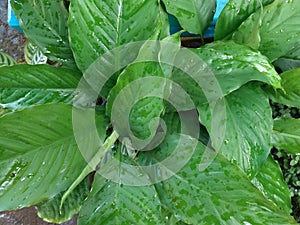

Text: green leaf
xmin=0 ymin=52 xmax=17 ymax=67
xmin=252 ymin=156 xmax=292 ymax=214
xmin=69 ymin=0 xmax=169 ymax=72
xmin=0 ymin=104 xmax=95 ymax=210
xmin=265 ymin=68 xmax=300 ymax=108
xmin=0 ymin=64 xmax=81 ymax=110
xmin=232 ymin=0 xmax=300 ymax=62
xmin=162 ymin=0 xmax=216 ymax=35
xmin=272 ymin=118 xmax=300 ymax=154
xmin=273 ymin=47 xmax=300 ymax=72
xmin=24 ymin=41 xmax=48 ymax=65
xmin=199 ymin=83 xmax=272 ymax=177
xmin=10 ymin=0 xmax=74 ymax=65
xmin=78 ymin=174 xmax=163 ymax=225
xmin=215 ymin=0 xmax=274 ymax=40
xmin=36 ymin=176 xmax=91 ymax=224
xmin=150 ymin=135 xmax=297 ymax=224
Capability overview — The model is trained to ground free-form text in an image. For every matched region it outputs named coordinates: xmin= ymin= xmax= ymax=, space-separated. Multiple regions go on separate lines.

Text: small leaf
xmin=0 ymin=104 xmax=101 ymax=210
xmin=272 ymin=118 xmax=300 ymax=154
xmin=252 ymin=156 xmax=292 ymax=214
xmin=265 ymin=68 xmax=300 ymax=108
xmin=36 ymin=176 xmax=91 ymax=224
xmin=0 ymin=52 xmax=17 ymax=67
xmin=10 ymin=0 xmax=74 ymax=65
xmin=0 ymin=64 xmax=81 ymax=110
xmin=24 ymin=41 xmax=48 ymax=65
xmin=162 ymin=0 xmax=216 ymax=35
xmin=215 ymin=0 xmax=274 ymax=40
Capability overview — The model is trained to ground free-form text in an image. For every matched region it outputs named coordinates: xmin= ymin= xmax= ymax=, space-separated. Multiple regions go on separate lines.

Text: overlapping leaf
xmin=272 ymin=118 xmax=300 ymax=154
xmin=24 ymin=41 xmax=48 ymax=65
xmin=162 ymin=0 xmax=216 ymax=35
xmin=252 ymin=156 xmax=292 ymax=214
xmin=0 ymin=104 xmax=99 ymax=210
xmin=143 ymin=135 xmax=297 ymax=224
xmin=69 ymin=0 xmax=169 ymax=72
xmin=215 ymin=0 xmax=274 ymax=40
xmin=0 ymin=64 xmax=81 ymax=110
xmin=0 ymin=52 xmax=17 ymax=67
xmin=10 ymin=0 xmax=74 ymax=65
xmin=265 ymin=68 xmax=300 ymax=108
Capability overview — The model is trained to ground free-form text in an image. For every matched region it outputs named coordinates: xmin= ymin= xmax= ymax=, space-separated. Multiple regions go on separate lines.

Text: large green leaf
xmin=0 ymin=52 xmax=17 ymax=67
xmin=215 ymin=0 xmax=274 ymax=40
xmin=162 ymin=0 xmax=216 ymax=35
xmin=272 ymin=118 xmax=300 ymax=154
xmin=36 ymin=176 xmax=91 ymax=224
xmin=0 ymin=64 xmax=81 ymax=110
xmin=146 ymin=135 xmax=297 ymax=224
xmin=252 ymin=156 xmax=292 ymax=214
xmin=69 ymin=0 xmax=169 ymax=72
xmin=232 ymin=0 xmax=300 ymax=62
xmin=199 ymin=83 xmax=272 ymax=177
xmin=78 ymin=173 xmax=163 ymax=225
xmin=265 ymin=68 xmax=300 ymax=108
xmin=10 ymin=0 xmax=74 ymax=65
xmin=0 ymin=104 xmax=103 ymax=210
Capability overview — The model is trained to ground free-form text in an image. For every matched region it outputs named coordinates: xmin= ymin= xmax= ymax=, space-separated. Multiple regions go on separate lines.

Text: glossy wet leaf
xmin=0 ymin=52 xmax=17 ymax=67
xmin=199 ymin=83 xmax=272 ymax=178
xmin=10 ymin=0 xmax=74 ymax=65
xmin=0 ymin=104 xmax=98 ymax=210
xmin=252 ymin=156 xmax=292 ymax=214
xmin=24 ymin=41 xmax=48 ymax=65
xmin=78 ymin=174 xmax=163 ymax=225
xmin=69 ymin=0 xmax=169 ymax=72
xmin=265 ymin=68 xmax=300 ymax=108
xmin=162 ymin=0 xmax=216 ymax=35
xmin=272 ymin=118 xmax=300 ymax=154
xmin=150 ymin=135 xmax=297 ymax=224
xmin=215 ymin=0 xmax=274 ymax=40
xmin=36 ymin=176 xmax=91 ymax=224
xmin=233 ymin=0 xmax=300 ymax=62
xmin=0 ymin=64 xmax=81 ymax=110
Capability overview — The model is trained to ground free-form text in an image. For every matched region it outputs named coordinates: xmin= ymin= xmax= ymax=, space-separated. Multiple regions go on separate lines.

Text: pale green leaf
xmin=0 ymin=64 xmax=81 ymax=110
xmin=215 ymin=0 xmax=274 ymax=40
xmin=0 ymin=104 xmax=94 ymax=210
xmin=265 ymin=68 xmax=300 ymax=108
xmin=252 ymin=156 xmax=292 ymax=214
xmin=69 ymin=0 xmax=169 ymax=72
xmin=0 ymin=52 xmax=17 ymax=67
xmin=10 ymin=0 xmax=74 ymax=65
xmin=272 ymin=118 xmax=300 ymax=154
xmin=24 ymin=41 xmax=48 ymax=65
xmin=162 ymin=0 xmax=216 ymax=35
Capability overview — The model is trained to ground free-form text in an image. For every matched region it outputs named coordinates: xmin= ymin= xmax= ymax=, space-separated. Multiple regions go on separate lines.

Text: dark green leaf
xmin=272 ymin=118 xmax=300 ymax=154
xmin=265 ymin=68 xmax=300 ymax=108
xmin=273 ymin=47 xmax=300 ymax=72
xmin=151 ymin=135 xmax=297 ymax=224
xmin=69 ymin=0 xmax=169 ymax=72
xmin=0 ymin=104 xmax=99 ymax=210
xmin=0 ymin=64 xmax=81 ymax=110
xmin=162 ymin=0 xmax=216 ymax=35
xmin=252 ymin=156 xmax=292 ymax=214
xmin=37 ymin=176 xmax=91 ymax=224
xmin=10 ymin=0 xmax=74 ymax=65
xmin=0 ymin=52 xmax=17 ymax=67
xmin=215 ymin=0 xmax=274 ymax=40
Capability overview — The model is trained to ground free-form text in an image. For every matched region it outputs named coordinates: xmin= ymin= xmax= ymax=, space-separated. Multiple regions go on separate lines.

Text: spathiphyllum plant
xmin=1 ymin=0 xmax=300 ymax=224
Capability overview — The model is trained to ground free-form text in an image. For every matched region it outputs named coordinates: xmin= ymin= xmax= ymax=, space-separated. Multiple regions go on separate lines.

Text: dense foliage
xmin=0 ymin=0 xmax=300 ymax=224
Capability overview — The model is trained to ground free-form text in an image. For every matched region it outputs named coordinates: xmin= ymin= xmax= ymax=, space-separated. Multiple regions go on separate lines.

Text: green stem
xmin=60 ymin=130 xmax=119 ymax=210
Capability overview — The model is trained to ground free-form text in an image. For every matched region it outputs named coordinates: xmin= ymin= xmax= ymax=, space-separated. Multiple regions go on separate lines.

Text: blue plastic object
xmin=169 ymin=0 xmax=228 ymax=37
xmin=7 ymin=0 xmax=23 ymax=32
